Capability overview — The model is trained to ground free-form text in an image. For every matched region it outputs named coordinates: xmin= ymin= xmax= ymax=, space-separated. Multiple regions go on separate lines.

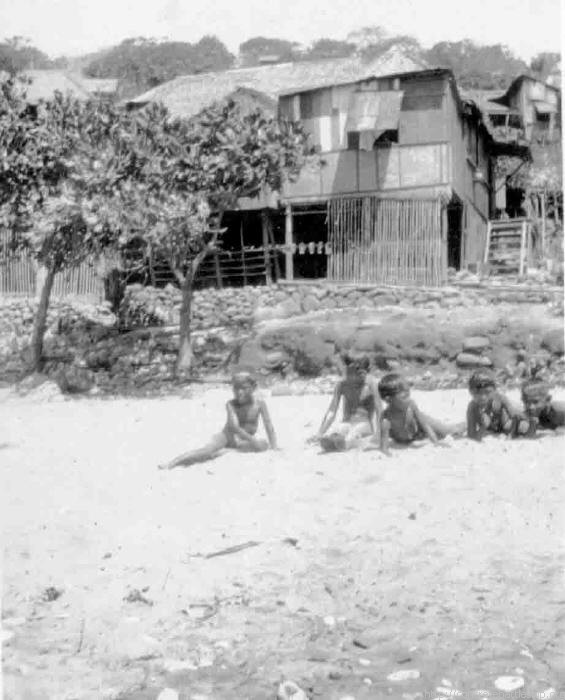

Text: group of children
xmin=158 ymin=355 xmax=564 ymax=469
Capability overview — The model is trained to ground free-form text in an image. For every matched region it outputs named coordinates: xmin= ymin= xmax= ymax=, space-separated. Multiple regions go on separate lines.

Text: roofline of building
xmin=277 ymin=67 xmax=448 ymax=97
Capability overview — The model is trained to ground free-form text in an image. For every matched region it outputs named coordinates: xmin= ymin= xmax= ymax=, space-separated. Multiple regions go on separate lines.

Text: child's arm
xmin=259 ymin=400 xmax=278 ymax=449
xmin=316 ymin=384 xmax=342 ymax=438
xmin=466 ymin=401 xmax=482 ymax=441
xmin=226 ymin=402 xmax=259 ymax=445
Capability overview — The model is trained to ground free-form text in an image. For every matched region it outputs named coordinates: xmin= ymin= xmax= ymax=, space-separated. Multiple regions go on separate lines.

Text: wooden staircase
xmin=484 ymin=218 xmax=530 ymax=275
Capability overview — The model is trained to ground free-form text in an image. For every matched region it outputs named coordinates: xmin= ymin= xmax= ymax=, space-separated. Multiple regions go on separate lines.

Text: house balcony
xmin=281 ymin=142 xmax=451 ymax=203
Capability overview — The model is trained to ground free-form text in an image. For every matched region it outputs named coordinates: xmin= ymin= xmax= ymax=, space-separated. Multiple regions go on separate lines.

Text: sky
xmin=0 ymin=0 xmax=562 ymax=61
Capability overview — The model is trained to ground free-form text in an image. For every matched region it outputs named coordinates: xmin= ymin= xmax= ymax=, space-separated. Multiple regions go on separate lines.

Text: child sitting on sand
xmin=158 ymin=371 xmax=277 ymax=469
xmin=466 ymin=369 xmax=530 ymax=440
xmin=521 ymin=379 xmax=565 ymax=433
xmin=312 ymin=353 xmax=383 ymax=452
xmin=378 ymin=373 xmax=463 ymax=454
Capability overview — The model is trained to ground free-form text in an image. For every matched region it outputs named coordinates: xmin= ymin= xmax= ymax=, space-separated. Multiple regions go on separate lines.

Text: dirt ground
xmin=2 ymin=385 xmax=564 ymax=700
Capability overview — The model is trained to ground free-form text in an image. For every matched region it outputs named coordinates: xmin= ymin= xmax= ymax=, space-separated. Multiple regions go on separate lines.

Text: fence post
xmin=284 ymin=203 xmax=294 ymax=281
xmin=261 ymin=210 xmax=272 ymax=285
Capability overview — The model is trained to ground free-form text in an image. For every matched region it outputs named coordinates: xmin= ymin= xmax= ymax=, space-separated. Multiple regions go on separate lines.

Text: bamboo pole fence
xmin=327 ymin=196 xmax=446 ymax=286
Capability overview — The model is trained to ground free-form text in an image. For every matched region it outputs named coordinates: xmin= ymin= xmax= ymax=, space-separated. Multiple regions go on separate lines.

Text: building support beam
xmin=284 ymin=203 xmax=294 ymax=281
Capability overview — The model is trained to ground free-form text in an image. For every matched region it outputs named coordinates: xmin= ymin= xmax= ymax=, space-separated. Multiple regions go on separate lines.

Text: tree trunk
xmin=30 ymin=264 xmax=56 ymax=373
xmin=175 ymin=210 xmax=226 ymax=379
xmin=176 ymin=271 xmax=194 ymax=376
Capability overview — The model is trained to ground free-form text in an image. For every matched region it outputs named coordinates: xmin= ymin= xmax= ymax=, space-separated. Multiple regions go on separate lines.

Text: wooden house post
xmin=284 ymin=203 xmax=294 ymax=281
xmin=540 ymin=191 xmax=547 ymax=258
xmin=261 ymin=210 xmax=272 ymax=285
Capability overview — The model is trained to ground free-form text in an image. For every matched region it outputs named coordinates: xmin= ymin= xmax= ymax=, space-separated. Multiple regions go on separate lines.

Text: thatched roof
xmin=19 ymin=70 xmax=91 ymax=103
xmin=126 ymin=46 xmax=427 ymax=118
xmin=15 ymin=71 xmax=118 ymax=103
xmin=81 ymin=77 xmax=119 ymax=95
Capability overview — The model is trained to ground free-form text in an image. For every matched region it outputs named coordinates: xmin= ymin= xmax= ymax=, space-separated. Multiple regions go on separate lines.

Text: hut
xmin=275 ymin=68 xmax=530 ymax=284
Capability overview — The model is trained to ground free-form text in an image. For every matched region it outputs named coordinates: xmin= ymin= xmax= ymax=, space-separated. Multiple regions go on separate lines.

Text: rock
xmin=156 ymin=690 xmax=179 ymax=700
xmin=456 ymin=352 xmax=492 ymax=368
xmin=462 ymin=336 xmax=490 ymax=353
xmin=253 ymin=306 xmax=276 ymax=323
xmin=302 ymin=295 xmax=320 ymax=313
xmin=494 ymin=677 xmax=524 ymax=692
xmin=541 ymin=329 xmax=564 ymax=356
xmin=489 ymin=346 xmax=517 ymax=370
xmin=279 ymin=298 xmax=302 ymax=318
xmin=277 ymin=680 xmax=309 ymax=699
xmin=387 ymin=670 xmax=420 ymax=681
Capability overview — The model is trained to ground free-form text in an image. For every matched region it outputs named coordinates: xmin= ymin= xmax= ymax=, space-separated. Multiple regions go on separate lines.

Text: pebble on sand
xmin=156 ymin=689 xmax=179 ymax=700
xmin=387 ymin=669 xmax=421 ymax=681
xmin=277 ymin=680 xmax=309 ymax=700
xmin=494 ymin=677 xmax=524 ymax=692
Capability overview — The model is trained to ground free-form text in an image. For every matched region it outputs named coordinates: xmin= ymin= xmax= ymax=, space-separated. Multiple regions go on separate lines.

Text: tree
xmin=238 ymin=37 xmax=296 ymax=66
xmin=0 ymin=36 xmax=54 ymax=75
xmin=529 ymin=52 xmax=561 ymax=81
xmin=122 ymin=99 xmax=315 ymax=373
xmin=425 ymin=40 xmax=528 ymax=89
xmin=346 ymin=26 xmax=389 ymax=50
xmin=0 ymin=81 xmax=127 ymax=370
xmin=85 ymin=36 xmax=234 ymax=98
xmin=304 ymin=39 xmax=356 ymax=61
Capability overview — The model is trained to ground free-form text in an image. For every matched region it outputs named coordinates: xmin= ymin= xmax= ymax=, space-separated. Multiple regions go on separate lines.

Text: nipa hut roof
xmin=19 ymin=70 xmax=92 ymax=103
xmin=126 ymin=46 xmax=427 ymax=118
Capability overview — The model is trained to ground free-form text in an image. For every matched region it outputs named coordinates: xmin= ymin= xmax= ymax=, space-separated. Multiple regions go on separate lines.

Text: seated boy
xmin=158 ymin=371 xmax=277 ymax=469
xmin=521 ymin=379 xmax=565 ymax=433
xmin=466 ymin=369 xmax=530 ymax=440
xmin=378 ymin=373 xmax=463 ymax=454
xmin=312 ymin=353 xmax=383 ymax=452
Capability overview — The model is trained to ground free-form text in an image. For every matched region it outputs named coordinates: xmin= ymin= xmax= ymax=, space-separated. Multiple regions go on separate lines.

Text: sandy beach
xmin=2 ymin=386 xmax=564 ymax=699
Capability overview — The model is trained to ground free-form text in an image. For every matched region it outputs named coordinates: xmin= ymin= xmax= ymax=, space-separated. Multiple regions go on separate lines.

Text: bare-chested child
xmin=378 ymin=373 xmax=464 ymax=454
xmin=158 ymin=371 xmax=277 ymax=469
xmin=520 ymin=379 xmax=565 ymax=434
xmin=312 ymin=353 xmax=383 ymax=452
xmin=466 ymin=369 xmax=530 ymax=440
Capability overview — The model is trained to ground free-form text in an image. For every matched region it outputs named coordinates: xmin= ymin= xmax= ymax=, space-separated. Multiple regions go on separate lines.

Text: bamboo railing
xmin=327 ymin=197 xmax=446 ymax=286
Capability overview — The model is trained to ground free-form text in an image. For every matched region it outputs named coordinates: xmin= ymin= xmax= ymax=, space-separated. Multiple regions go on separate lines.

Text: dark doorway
xmin=447 ymin=203 xmax=463 ymax=270
xmin=290 ymin=204 xmax=328 ymax=279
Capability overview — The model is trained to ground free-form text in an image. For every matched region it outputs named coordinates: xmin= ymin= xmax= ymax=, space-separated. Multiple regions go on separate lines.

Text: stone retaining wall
xmin=119 ymin=281 xmax=563 ymax=331
xmin=1 ymin=280 xmax=563 ymax=394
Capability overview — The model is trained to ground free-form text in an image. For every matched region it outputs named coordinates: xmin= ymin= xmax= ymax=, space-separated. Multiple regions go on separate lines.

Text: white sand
xmin=2 ymin=387 xmax=564 ymax=699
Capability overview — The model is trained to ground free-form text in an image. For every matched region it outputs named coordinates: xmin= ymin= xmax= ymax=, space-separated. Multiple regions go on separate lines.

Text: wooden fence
xmin=327 ymin=197 xmax=446 ymax=286
xmin=1 ymin=251 xmax=105 ymax=301
xmin=149 ymin=246 xmax=284 ymax=289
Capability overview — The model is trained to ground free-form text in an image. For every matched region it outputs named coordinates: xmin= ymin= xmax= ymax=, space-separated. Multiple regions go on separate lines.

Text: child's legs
xmin=343 ymin=421 xmax=373 ymax=449
xmin=161 ymin=432 xmax=228 ymax=469
xmin=421 ymin=413 xmax=465 ymax=440
xmin=236 ymin=438 xmax=269 ymax=453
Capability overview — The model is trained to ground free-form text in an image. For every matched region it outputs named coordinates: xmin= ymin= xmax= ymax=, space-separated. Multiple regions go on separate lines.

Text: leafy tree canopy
xmin=304 ymin=39 xmax=356 ymax=61
xmin=425 ymin=39 xmax=528 ymax=90
xmin=0 ymin=36 xmax=55 ymax=75
xmin=238 ymin=37 xmax=298 ymax=65
xmin=84 ymin=35 xmax=234 ymax=98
